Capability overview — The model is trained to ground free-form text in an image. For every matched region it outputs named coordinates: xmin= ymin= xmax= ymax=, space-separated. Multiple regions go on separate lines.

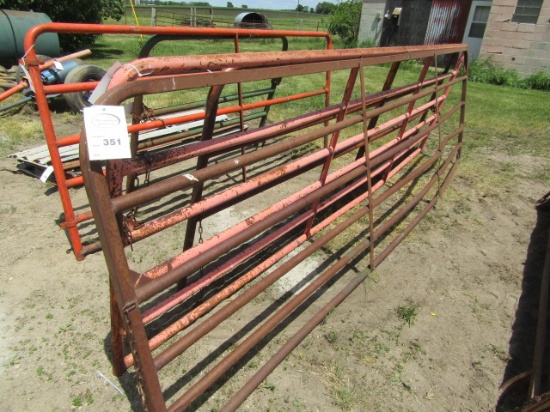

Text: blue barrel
xmin=0 ymin=9 xmax=61 ymax=68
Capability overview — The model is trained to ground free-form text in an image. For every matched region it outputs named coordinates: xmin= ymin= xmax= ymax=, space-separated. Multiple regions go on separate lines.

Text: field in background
xmin=118 ymin=5 xmax=327 ymax=32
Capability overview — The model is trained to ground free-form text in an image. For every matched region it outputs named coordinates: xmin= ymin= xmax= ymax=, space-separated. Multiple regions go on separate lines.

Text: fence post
xmin=151 ymin=8 xmax=156 ymax=27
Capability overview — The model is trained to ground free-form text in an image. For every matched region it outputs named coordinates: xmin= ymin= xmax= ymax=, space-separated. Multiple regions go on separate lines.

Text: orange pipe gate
xmin=80 ymin=44 xmax=467 ymax=410
xmin=21 ymin=23 xmax=332 ymax=260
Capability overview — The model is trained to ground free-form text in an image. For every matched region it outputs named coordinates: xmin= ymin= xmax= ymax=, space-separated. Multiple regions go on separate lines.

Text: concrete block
xmin=481 ymin=45 xmax=504 ymax=54
xmin=490 ymin=5 xmax=514 ymax=20
xmin=480 ymin=37 xmax=503 ymax=47
xmin=498 ymin=0 xmax=517 ymax=6
xmin=509 ymin=39 xmax=533 ymax=49
xmin=486 ymin=21 xmax=503 ymax=32
xmin=523 ymin=32 xmax=544 ymax=42
xmin=489 ymin=53 xmax=508 ymax=64
xmin=501 ymin=22 xmax=519 ymax=32
xmin=518 ymin=24 xmax=536 ymax=33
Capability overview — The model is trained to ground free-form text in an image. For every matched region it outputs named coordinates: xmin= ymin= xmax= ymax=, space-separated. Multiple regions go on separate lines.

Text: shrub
xmin=468 ymin=58 xmax=550 ymax=91
xmin=523 ymin=71 xmax=550 ymax=91
xmin=327 ymin=0 xmax=362 ymax=48
xmin=468 ymin=58 xmax=521 ymax=87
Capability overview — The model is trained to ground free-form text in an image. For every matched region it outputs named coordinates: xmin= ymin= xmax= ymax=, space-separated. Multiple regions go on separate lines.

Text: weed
xmin=84 ymin=389 xmax=94 ymax=405
xmin=36 ymin=366 xmax=53 ymax=381
xmin=472 ymin=360 xmax=484 ymax=370
xmin=72 ymin=396 xmax=82 ymax=407
xmin=500 ymin=162 xmax=515 ymax=173
xmin=472 ymin=297 xmax=490 ymax=315
xmin=490 ymin=344 xmax=511 ymax=362
xmin=325 ymin=331 xmax=338 ymax=343
xmin=351 ymin=329 xmax=366 ymax=341
xmin=396 ymin=305 xmax=419 ymax=327
xmin=321 ymin=362 xmax=358 ymax=410
xmin=374 ymin=341 xmax=390 ymax=354
xmin=262 ymin=381 xmax=276 ymax=391
xmin=402 ymin=381 xmax=413 ymax=392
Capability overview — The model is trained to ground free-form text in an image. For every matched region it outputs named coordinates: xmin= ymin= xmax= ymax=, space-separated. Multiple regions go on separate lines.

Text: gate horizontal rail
xmin=80 ymin=44 xmax=467 ymax=411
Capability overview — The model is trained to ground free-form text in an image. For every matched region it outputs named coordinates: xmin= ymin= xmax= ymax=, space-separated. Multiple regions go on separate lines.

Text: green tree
xmin=315 ymin=1 xmax=337 ymax=14
xmin=327 ymin=0 xmax=361 ymax=47
xmin=0 ymin=0 xmax=124 ymax=51
xmin=241 ymin=4 xmax=248 ymax=8
xmin=227 ymin=1 xmax=234 ymax=7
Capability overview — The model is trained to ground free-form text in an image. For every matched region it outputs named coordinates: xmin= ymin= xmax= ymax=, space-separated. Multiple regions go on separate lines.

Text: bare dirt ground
xmin=0 ymin=109 xmax=549 ymax=412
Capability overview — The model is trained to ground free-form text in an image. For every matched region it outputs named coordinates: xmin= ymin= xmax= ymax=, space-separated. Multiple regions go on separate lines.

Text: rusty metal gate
xmin=81 ymin=43 xmax=467 ymax=410
xmin=19 ymin=23 xmax=332 ymax=260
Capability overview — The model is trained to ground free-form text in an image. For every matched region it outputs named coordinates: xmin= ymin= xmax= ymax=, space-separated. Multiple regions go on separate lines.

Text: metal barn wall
xmin=380 ymin=0 xmax=432 ymax=46
xmin=425 ymin=0 xmax=472 ymax=45
xmin=379 ymin=0 xmax=471 ymax=47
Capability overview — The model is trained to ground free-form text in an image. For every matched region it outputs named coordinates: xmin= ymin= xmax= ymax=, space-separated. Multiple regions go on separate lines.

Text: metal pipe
xmin=221 ymin=267 xmax=371 ymax=411
xmin=108 ymin=44 xmax=465 ymax=87
xmin=124 ymin=151 xmax=401 ymax=368
xmin=109 ymin=76 xmax=464 ymax=213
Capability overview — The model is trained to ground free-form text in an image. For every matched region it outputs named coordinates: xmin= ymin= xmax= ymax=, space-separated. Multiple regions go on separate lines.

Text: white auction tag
xmin=83 ymin=105 xmax=131 ymax=161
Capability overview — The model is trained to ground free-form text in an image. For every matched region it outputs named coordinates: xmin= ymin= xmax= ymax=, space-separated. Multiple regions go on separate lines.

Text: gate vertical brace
xmin=359 ymin=59 xmax=376 ymax=269
xmin=303 ymin=66 xmax=359 ymax=236
xmin=182 ymin=81 xmax=228 ymax=252
xmin=356 ymin=60 xmax=401 ymax=160
xmin=382 ymin=56 xmax=433 ymax=183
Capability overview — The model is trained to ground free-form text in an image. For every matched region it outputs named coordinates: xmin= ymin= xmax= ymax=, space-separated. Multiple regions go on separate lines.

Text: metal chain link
xmin=123 ymin=309 xmax=148 ymax=412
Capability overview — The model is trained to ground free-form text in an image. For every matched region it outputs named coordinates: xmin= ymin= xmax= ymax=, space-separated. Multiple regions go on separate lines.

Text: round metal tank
xmin=234 ymin=12 xmax=270 ymax=29
xmin=0 ymin=9 xmax=61 ymax=68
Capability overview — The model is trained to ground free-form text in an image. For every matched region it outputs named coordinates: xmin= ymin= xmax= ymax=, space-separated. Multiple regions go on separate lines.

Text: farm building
xmin=358 ymin=0 xmax=550 ymax=76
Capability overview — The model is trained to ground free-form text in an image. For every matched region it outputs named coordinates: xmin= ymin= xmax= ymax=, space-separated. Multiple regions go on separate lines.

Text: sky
xmin=172 ymin=0 xmax=336 ymax=12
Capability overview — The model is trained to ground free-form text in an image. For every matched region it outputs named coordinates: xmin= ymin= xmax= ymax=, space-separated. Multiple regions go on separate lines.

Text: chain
xmin=198 ymin=220 xmax=204 ymax=278
xmin=122 ymin=307 xmax=148 ymax=412
xmin=198 ymin=220 xmax=204 ymax=244
xmin=143 ymin=154 xmax=151 ymax=187
xmin=123 ymin=216 xmax=134 ymax=251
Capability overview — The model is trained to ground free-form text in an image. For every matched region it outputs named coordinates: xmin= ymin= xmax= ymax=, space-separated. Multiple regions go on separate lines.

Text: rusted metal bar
xmin=109 ymin=75 xmax=454 ymax=182
xmin=107 ymin=44 xmax=464 ymax=87
xmin=121 ymin=147 xmax=419 ymax=370
xmin=221 ymin=266 xmax=371 ymax=411
xmin=108 ymin=76 xmax=463 ymax=214
xmin=80 ymin=44 xmax=467 ymax=411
